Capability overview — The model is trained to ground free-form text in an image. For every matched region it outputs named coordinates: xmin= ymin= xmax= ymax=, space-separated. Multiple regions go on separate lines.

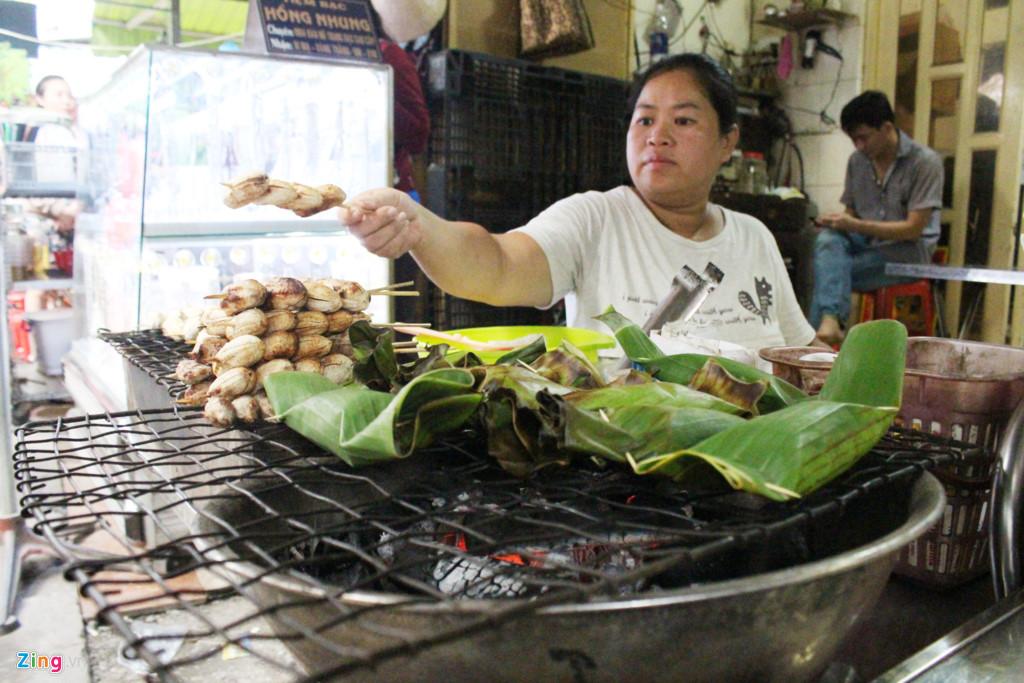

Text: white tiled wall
xmin=753 ymin=0 xmax=868 ymax=214
xmin=632 ymin=0 xmax=753 ymax=71
xmin=774 ymin=0 xmax=864 ymax=214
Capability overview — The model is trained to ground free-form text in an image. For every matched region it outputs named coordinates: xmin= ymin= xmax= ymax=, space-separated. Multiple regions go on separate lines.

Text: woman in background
xmin=368 ymin=0 xmax=436 ymax=199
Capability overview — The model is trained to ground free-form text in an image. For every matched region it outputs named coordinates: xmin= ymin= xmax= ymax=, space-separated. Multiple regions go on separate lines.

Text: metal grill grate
xmin=99 ymin=328 xmax=192 ymax=400
xmin=12 ymin=402 xmax=974 ymax=681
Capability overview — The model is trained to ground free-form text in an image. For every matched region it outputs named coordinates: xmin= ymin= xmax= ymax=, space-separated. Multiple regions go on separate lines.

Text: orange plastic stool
xmin=857 ymin=279 xmax=935 ymax=336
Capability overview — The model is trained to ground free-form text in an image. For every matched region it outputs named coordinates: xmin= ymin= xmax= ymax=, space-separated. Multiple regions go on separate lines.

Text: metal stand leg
xmin=1 ymin=515 xmax=60 ymax=633
xmin=990 ymin=399 xmax=1024 ymax=600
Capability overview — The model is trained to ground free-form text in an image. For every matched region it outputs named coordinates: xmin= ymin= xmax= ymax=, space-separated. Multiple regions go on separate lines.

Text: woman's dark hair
xmin=35 ymin=75 xmax=66 ymax=97
xmin=840 ymin=90 xmax=895 ymax=133
xmin=626 ymin=54 xmax=738 ymax=135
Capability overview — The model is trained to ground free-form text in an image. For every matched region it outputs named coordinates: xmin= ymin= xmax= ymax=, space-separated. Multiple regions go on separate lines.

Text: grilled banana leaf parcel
xmin=597 ymin=310 xmax=908 ymax=500
xmin=266 ymin=313 xmax=907 ymax=502
xmin=265 ymin=369 xmax=482 ymax=467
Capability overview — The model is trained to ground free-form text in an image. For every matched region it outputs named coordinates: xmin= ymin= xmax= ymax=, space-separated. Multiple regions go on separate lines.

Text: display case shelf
xmin=8 ymin=276 xmax=73 ymax=292
xmin=756 ymin=8 xmax=856 ymax=32
xmin=76 ymin=46 xmax=394 ymax=335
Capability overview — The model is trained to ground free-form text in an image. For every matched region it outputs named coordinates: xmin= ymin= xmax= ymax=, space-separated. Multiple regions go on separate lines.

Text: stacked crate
xmin=413 ymin=49 xmax=629 ymax=330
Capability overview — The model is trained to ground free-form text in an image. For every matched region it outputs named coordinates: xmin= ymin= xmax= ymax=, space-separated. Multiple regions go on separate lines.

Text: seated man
xmin=809 ymin=90 xmax=943 ymax=345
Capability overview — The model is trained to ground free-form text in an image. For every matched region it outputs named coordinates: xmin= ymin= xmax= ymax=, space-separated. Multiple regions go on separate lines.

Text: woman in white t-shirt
xmin=338 ymin=54 xmax=819 ymax=350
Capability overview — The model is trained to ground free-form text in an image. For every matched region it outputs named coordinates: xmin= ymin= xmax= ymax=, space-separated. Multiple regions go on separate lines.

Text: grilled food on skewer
xmin=231 ymin=395 xmax=261 ymax=424
xmin=255 ymin=359 xmax=294 ymax=386
xmin=254 ymin=392 xmax=276 ymax=421
xmin=320 ymin=278 xmax=371 ymax=312
xmin=293 ymin=184 xmax=346 ymax=217
xmin=251 ymin=179 xmax=298 ymax=207
xmin=294 ymin=335 xmax=332 ymax=360
xmin=206 ymin=279 xmax=267 ymax=315
xmin=326 ymin=309 xmax=370 ymax=334
xmin=221 ymin=172 xmax=269 ymax=209
xmin=190 ymin=333 xmax=226 ymax=364
xmin=222 ymin=174 xmax=346 ymax=217
xmin=304 ymin=281 xmax=343 ymax=313
xmin=226 ymin=308 xmax=268 ymax=339
xmin=200 ymin=308 xmax=232 ymax=337
xmin=263 ymin=331 xmax=298 ymax=361
xmin=329 ymin=332 xmax=353 ymax=358
xmin=265 ymin=309 xmax=298 ymax=333
xmin=213 ymin=335 xmax=265 ymax=371
xmin=204 ymin=396 xmax=236 ymax=427
xmin=264 ymin=277 xmax=307 ymax=310
xmin=294 ymin=311 xmax=329 ymax=337
xmin=322 ymin=354 xmax=355 ymax=385
xmin=177 ymin=381 xmax=212 ymax=407
xmin=174 ymin=359 xmax=213 ymax=385
xmin=208 ymin=367 xmax=257 ymax=399
xmin=287 ymin=184 xmax=324 ymax=213
xmin=294 ymin=358 xmax=323 ymax=373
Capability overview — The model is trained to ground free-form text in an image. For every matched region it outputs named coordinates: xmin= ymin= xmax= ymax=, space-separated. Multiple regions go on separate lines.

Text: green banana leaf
xmin=542 ymin=396 xmax=745 ymax=465
xmin=594 ymin=307 xmax=665 ymax=360
xmin=687 ymin=360 xmax=767 ymax=414
xmin=627 ymin=320 xmax=908 ymax=500
xmin=265 ymin=368 xmax=483 ymax=467
xmin=529 ymin=340 xmax=606 ymax=389
xmin=630 ymin=400 xmax=897 ymax=501
xmin=474 ymin=364 xmax=576 ymax=407
xmin=563 ymin=382 xmax=746 ymax=415
xmin=350 ymin=321 xmax=400 ymax=391
xmin=596 ymin=305 xmax=807 ymax=413
xmin=474 ymin=364 xmax=578 ymax=476
xmin=819 ymin=319 xmax=906 ymax=408
xmin=494 ymin=335 xmax=548 ymax=365
xmin=264 ymin=372 xmax=391 ymax=458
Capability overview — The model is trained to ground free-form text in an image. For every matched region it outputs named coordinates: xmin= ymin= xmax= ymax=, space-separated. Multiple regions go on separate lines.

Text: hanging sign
xmin=253 ymin=0 xmax=381 ymax=62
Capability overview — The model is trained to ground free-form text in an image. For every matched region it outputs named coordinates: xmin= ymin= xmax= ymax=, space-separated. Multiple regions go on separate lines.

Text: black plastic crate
xmin=420 ymin=50 xmax=627 ymax=328
xmin=425 ymin=164 xmax=533 ymax=232
xmin=426 ymin=50 xmax=526 ymax=102
xmin=434 ymin=290 xmax=561 ymax=330
xmin=425 ymin=49 xmax=628 ymax=228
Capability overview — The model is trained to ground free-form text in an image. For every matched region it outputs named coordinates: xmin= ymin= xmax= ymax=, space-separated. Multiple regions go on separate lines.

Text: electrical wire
xmin=818 ymin=52 xmax=844 ymax=127
xmin=669 ymin=0 xmax=710 ymax=47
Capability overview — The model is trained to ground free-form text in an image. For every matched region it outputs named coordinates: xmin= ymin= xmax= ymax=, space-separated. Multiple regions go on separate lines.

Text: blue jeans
xmin=808 ymin=230 xmax=919 ymax=328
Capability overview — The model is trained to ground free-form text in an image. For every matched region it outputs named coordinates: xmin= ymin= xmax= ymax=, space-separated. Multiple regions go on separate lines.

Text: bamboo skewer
xmin=368 ymin=281 xmax=415 ymax=294
xmin=374 ymin=322 xmax=432 ymax=329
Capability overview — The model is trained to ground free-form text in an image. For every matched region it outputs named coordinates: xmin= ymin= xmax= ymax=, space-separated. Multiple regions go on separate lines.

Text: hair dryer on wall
xmin=801 ymin=29 xmax=842 ymax=69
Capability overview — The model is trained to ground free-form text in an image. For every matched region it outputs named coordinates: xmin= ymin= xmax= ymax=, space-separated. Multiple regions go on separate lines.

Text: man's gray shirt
xmin=840 ymin=130 xmax=944 ymax=262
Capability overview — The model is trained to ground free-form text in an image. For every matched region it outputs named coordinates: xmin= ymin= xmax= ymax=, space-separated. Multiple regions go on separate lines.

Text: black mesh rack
xmin=12 ymin=412 xmax=977 ymax=678
xmin=99 ymin=328 xmax=192 ymax=400
xmin=8 ymin=329 xmax=976 ymax=680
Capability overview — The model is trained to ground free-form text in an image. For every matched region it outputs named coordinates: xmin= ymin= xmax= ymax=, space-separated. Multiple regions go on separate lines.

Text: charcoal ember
xmin=433 ymin=556 xmax=530 ymax=599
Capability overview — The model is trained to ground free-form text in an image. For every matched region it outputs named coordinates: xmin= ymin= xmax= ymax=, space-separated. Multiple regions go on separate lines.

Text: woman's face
xmin=37 ymin=79 xmax=77 ymax=119
xmin=626 ymin=69 xmax=737 ymax=207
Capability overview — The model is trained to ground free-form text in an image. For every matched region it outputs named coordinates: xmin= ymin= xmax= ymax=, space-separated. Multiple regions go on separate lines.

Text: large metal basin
xmin=196 ymin=470 xmax=945 ymax=682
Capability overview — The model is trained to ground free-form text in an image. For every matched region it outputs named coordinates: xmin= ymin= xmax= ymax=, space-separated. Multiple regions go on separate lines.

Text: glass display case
xmin=74 ymin=45 xmax=393 ymax=339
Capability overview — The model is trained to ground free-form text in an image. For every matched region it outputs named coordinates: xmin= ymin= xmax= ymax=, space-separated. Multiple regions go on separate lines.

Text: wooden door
xmin=865 ymin=0 xmax=1024 ymax=343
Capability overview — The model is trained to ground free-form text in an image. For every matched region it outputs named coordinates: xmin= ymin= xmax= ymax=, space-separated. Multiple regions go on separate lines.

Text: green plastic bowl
xmin=414 ymin=326 xmax=616 ymax=364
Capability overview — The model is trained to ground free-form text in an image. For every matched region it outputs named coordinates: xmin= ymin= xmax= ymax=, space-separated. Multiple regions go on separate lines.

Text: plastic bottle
xmin=646 ymin=0 xmax=676 ymax=63
xmin=742 ymin=151 xmax=769 ymax=194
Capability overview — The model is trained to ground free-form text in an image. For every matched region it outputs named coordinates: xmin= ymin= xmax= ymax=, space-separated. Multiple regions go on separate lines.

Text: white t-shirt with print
xmin=514 ymin=185 xmax=815 ymax=350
